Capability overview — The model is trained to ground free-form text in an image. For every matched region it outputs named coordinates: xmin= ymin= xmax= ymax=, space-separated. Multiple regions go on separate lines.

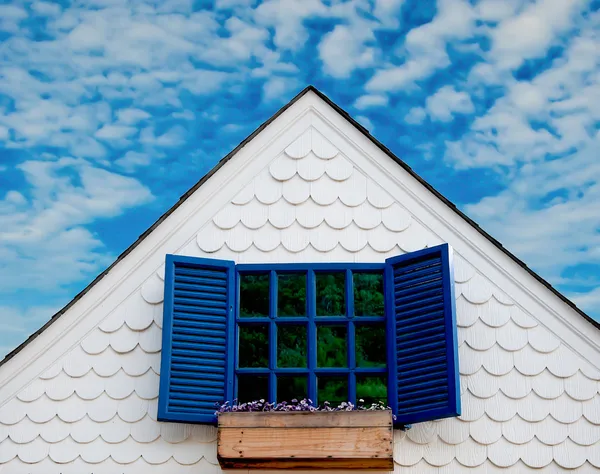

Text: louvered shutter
xmin=158 ymin=255 xmax=235 ymax=424
xmin=385 ymin=244 xmax=460 ymax=425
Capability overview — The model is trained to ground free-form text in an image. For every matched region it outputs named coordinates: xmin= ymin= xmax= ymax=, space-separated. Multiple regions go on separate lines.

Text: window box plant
xmin=216 ymin=400 xmax=393 ymax=470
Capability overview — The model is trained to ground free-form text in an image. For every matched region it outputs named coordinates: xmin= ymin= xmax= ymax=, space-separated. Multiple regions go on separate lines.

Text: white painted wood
xmin=1 ymin=89 xmax=599 ymax=473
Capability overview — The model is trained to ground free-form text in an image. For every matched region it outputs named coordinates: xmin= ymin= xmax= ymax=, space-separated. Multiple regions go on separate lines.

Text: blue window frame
xmin=234 ymin=263 xmax=387 ymax=406
xmin=158 ymin=244 xmax=461 ymax=426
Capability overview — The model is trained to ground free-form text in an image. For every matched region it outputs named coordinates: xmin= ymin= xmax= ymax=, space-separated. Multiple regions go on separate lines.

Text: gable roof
xmin=2 ymin=85 xmax=598 ymax=368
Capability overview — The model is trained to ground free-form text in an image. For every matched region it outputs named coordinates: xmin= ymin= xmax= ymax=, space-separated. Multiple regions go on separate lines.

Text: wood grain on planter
xmin=217 ymin=411 xmax=393 ymax=470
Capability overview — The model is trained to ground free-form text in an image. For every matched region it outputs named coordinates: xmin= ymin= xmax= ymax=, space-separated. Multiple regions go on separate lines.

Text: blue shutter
xmin=385 ymin=244 xmax=460 ymax=425
xmin=158 ymin=255 xmax=235 ymax=424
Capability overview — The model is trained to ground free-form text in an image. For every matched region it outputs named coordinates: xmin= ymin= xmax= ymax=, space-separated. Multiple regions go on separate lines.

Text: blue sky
xmin=0 ymin=0 xmax=599 ymax=357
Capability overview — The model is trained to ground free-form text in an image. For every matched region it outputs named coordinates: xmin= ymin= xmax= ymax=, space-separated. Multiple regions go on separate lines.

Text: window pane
xmin=240 ymin=273 xmax=270 ymax=317
xmin=356 ymin=324 xmax=386 ymax=368
xmin=317 ymin=325 xmax=347 ymax=368
xmin=316 ymin=272 xmax=346 ymax=316
xmin=353 ymin=272 xmax=384 ymax=316
xmin=318 ymin=376 xmax=348 ymax=407
xmin=356 ymin=375 xmax=387 ymax=406
xmin=277 ymin=325 xmax=307 ymax=368
xmin=277 ymin=376 xmax=308 ymax=403
xmin=278 ymin=273 xmax=306 ymax=317
xmin=237 ymin=375 xmax=269 ymax=403
xmin=239 ymin=325 xmax=269 ymax=368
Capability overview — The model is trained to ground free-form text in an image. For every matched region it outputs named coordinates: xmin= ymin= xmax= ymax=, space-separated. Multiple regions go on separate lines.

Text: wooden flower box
xmin=217 ymin=410 xmax=393 ymax=470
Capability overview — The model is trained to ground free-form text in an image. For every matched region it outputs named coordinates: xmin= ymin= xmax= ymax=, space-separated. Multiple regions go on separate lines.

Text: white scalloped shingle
xmin=436 ymin=417 xmax=470 ymax=445
xmin=455 ymin=295 xmax=479 ymax=328
xmin=520 ymin=437 xmax=554 ymax=468
xmin=281 ymin=174 xmax=309 ymax=205
xmin=310 ymin=174 xmax=340 ymax=205
xmin=225 ymin=224 xmax=253 ymax=252
xmin=528 ymin=325 xmax=561 ymax=353
xmin=353 ymin=202 xmax=382 ymax=230
xmin=502 ymin=414 xmax=536 ymax=444
xmin=564 ymin=371 xmax=599 ymax=401
xmin=487 ymin=436 xmax=520 ymax=467
xmin=499 ymin=369 xmax=533 ymax=399
xmin=496 ymin=319 xmax=528 ymax=352
xmin=469 ymin=414 xmax=502 ymax=445
xmin=454 ymin=253 xmax=475 ymax=283
xmin=141 ymin=274 xmax=164 ymax=305
xmin=366 ymin=179 xmax=394 ymax=208
xmin=406 ymin=421 xmax=435 ymax=444
xmin=323 ymin=200 xmax=355 ymax=230
xmin=267 ymin=198 xmax=295 ymax=229
xmin=130 ymin=415 xmax=161 ymax=443
xmin=269 ymin=153 xmax=296 ymax=181
xmin=123 ymin=295 xmax=161 ymax=331
xmin=338 ymin=224 xmax=369 ymax=252
xmin=536 ymin=415 xmax=570 ymax=446
xmin=297 ymin=152 xmax=327 ymax=181
xmin=17 ymin=437 xmax=50 ymax=464
xmin=325 ymin=154 xmax=353 ymax=181
xmin=339 ymin=171 xmax=367 ymax=207
xmin=466 ymin=368 xmax=500 ymax=399
xmin=252 ymin=224 xmax=280 ymax=252
xmin=514 ymin=344 xmax=549 ymax=376
xmin=254 ymin=173 xmax=282 ymax=205
xmin=110 ymin=325 xmax=139 ymax=354
xmin=240 ymin=198 xmax=269 ymax=230
xmin=381 ymin=203 xmax=411 ymax=232
xmin=569 ymin=417 xmax=600 ymax=445
xmin=552 ymin=438 xmax=589 ymax=469
xmin=212 ymin=202 xmax=241 ymax=229
xmin=462 ymin=318 xmax=496 ymax=351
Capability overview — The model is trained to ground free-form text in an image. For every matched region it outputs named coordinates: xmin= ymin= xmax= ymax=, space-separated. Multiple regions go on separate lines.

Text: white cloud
xmin=31 ymin=2 xmax=62 ymax=17
xmin=354 ymin=94 xmax=388 ymax=110
xmin=0 ymin=159 xmax=153 ymax=293
xmin=319 ymin=24 xmax=375 ymax=78
xmin=366 ymin=0 xmax=476 ymax=92
xmin=373 ymin=0 xmax=405 ymax=28
xmin=115 ymin=151 xmax=153 ymax=171
xmin=263 ymin=76 xmax=299 ymax=101
xmin=140 ymin=125 xmax=187 ymax=148
xmin=0 ymin=5 xmax=27 ymax=33
xmin=425 ymin=86 xmax=475 ymax=122
xmin=95 ymin=124 xmax=138 ymax=141
xmin=570 ymin=287 xmax=600 ymax=315
xmin=356 ymin=115 xmax=374 ymax=131
xmin=254 ymin=0 xmax=327 ymax=50
xmin=116 ymin=108 xmax=151 ymax=125
xmin=0 ymin=304 xmax=61 ymax=358
xmin=404 ymin=107 xmax=427 ymax=125
xmin=489 ymin=0 xmax=587 ymax=70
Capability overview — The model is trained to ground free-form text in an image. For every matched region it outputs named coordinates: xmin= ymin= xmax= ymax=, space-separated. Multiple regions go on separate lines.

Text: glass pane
xmin=356 ymin=324 xmax=386 ymax=368
xmin=316 ymin=272 xmax=346 ymax=316
xmin=277 ymin=325 xmax=307 ymax=368
xmin=237 ymin=375 xmax=268 ymax=403
xmin=240 ymin=273 xmax=270 ymax=317
xmin=277 ymin=376 xmax=308 ymax=403
xmin=353 ymin=272 xmax=384 ymax=316
xmin=278 ymin=273 xmax=306 ymax=317
xmin=239 ymin=325 xmax=269 ymax=368
xmin=317 ymin=325 xmax=347 ymax=368
xmin=356 ymin=375 xmax=387 ymax=406
xmin=318 ymin=376 xmax=348 ymax=407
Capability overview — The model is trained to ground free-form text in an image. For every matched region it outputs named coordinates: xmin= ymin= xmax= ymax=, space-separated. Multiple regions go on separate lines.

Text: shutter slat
xmin=159 ymin=256 xmax=235 ymax=424
xmin=386 ymin=244 xmax=460 ymax=425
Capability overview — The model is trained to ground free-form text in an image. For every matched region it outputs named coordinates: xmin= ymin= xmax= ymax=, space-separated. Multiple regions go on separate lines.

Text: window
xmin=235 ymin=265 xmax=387 ymax=406
xmin=158 ymin=244 xmax=460 ymax=426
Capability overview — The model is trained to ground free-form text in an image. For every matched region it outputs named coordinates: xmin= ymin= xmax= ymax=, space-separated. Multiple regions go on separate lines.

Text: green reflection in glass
xmin=278 ymin=273 xmax=306 ymax=317
xmin=239 ymin=273 xmax=270 ymax=317
xmin=277 ymin=325 xmax=307 ymax=368
xmin=316 ymin=272 xmax=346 ymax=316
xmin=238 ymin=325 xmax=269 ymax=368
xmin=356 ymin=324 xmax=386 ymax=368
xmin=353 ymin=272 xmax=384 ymax=316
xmin=356 ymin=375 xmax=387 ymax=406
xmin=317 ymin=325 xmax=347 ymax=368
xmin=237 ymin=375 xmax=268 ymax=403
xmin=318 ymin=376 xmax=348 ymax=407
xmin=277 ymin=376 xmax=308 ymax=403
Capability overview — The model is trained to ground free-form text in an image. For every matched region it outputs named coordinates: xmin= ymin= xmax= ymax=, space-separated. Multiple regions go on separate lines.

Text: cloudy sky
xmin=0 ymin=0 xmax=599 ymax=357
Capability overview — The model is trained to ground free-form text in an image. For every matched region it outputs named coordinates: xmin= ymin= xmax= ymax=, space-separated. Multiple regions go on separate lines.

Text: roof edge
xmin=1 ymin=84 xmax=597 ymax=369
